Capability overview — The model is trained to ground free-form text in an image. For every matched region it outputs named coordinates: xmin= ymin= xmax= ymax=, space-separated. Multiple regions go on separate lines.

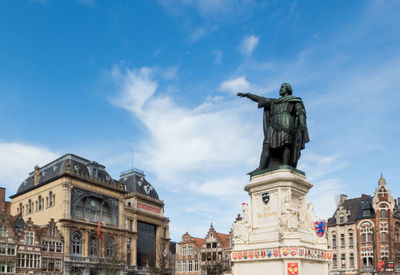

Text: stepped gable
xmin=12 ymin=154 xmax=120 ymax=198
xmin=120 ymin=169 xmax=159 ymax=200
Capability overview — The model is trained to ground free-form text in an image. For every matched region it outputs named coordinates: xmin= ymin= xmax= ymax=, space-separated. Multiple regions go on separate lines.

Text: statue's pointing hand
xmin=237 ymin=92 xmax=248 ymax=97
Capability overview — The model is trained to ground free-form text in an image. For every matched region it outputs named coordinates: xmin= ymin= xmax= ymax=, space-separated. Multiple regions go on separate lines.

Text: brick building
xmin=327 ymin=175 xmax=400 ymax=274
xmin=0 ymin=187 xmax=16 ymax=274
xmin=176 ymin=233 xmax=203 ymax=274
xmin=176 ymin=224 xmax=232 ymax=275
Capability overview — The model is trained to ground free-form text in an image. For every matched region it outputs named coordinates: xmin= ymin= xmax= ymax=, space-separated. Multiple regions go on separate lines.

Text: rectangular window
xmin=56 ymin=242 xmax=62 ymax=252
xmin=125 ymin=219 xmax=133 ymax=231
xmin=340 ymin=234 xmax=345 ymax=246
xmin=188 ymin=246 xmax=192 ymax=255
xmin=349 ymin=233 xmax=354 ymax=246
xmin=212 ymin=242 xmax=217 ymax=248
xmin=189 ymin=260 xmax=193 ymax=271
xmin=0 ymin=226 xmax=7 ymax=237
xmin=7 ymin=245 xmax=15 ymax=255
xmin=55 ymin=259 xmax=61 ymax=271
xmin=25 ymin=231 xmax=34 ymax=245
xmin=332 ymin=235 xmax=336 ymax=247
xmin=0 ymin=263 xmax=5 ymax=273
xmin=350 ymin=253 xmax=354 ymax=267
xmin=182 ymin=246 xmax=186 ymax=255
xmin=127 ymin=238 xmax=131 ymax=249
xmin=341 ymin=254 xmax=346 ymax=267
xmin=0 ymin=244 xmax=5 ymax=255
xmin=182 ymin=260 xmax=186 ymax=271
xmin=7 ymin=263 xmax=15 ymax=273
xmin=207 ymin=243 xmax=211 ymax=249
xmin=42 ymin=258 xmax=47 ymax=271
xmin=195 ymin=259 xmax=199 ymax=271
xmin=333 ymin=254 xmax=337 ymax=268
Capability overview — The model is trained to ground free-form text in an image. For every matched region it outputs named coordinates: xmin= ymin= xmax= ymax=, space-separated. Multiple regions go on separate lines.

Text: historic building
xmin=0 ymin=187 xmax=16 ymax=274
xmin=176 ymin=233 xmax=203 ymax=274
xmin=0 ymin=188 xmax=64 ymax=275
xmin=8 ymin=153 xmax=170 ymax=275
xmin=327 ymin=175 xmax=400 ymax=274
xmin=175 ymin=224 xmax=232 ymax=275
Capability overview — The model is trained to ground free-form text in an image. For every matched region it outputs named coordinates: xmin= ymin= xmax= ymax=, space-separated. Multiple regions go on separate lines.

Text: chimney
xmin=0 ymin=187 xmax=5 ymax=212
xmin=339 ymin=194 xmax=348 ymax=205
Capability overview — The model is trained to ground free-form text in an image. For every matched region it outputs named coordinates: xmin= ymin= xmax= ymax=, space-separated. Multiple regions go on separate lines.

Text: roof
xmin=328 ymin=194 xmax=375 ymax=226
xmin=13 ymin=154 xmax=114 ymax=197
xmin=11 ymin=154 xmax=159 ymax=200
xmin=120 ymin=169 xmax=159 ymax=200
xmin=193 ymin=237 xmax=205 ymax=249
xmin=217 ymin=233 xmax=230 ymax=248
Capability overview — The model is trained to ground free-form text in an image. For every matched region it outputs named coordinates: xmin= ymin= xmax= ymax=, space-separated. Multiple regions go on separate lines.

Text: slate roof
xmin=120 ymin=169 xmax=159 ymax=200
xmin=12 ymin=153 xmax=159 ymax=200
xmin=328 ymin=194 xmax=375 ymax=226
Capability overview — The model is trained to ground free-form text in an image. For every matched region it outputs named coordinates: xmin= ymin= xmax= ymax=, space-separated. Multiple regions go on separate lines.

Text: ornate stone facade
xmin=9 ymin=153 xmax=170 ymax=275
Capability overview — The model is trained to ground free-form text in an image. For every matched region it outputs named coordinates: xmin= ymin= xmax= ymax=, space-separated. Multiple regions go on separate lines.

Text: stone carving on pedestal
xmin=232 ymin=203 xmax=251 ymax=244
xmin=280 ymin=189 xmax=299 ymax=236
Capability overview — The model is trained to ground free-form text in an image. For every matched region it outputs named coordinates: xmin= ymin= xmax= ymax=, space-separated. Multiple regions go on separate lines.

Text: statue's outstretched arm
xmin=237 ymin=93 xmax=263 ymax=103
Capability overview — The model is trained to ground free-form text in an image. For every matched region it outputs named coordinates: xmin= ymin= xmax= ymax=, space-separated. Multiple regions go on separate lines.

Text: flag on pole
xmin=97 ymin=220 xmax=102 ymax=240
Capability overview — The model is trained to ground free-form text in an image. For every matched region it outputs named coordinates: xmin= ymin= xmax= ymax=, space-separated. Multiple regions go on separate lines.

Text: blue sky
xmin=1 ymin=0 xmax=400 ymax=241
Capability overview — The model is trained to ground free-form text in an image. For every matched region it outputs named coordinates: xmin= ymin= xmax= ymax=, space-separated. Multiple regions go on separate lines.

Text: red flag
xmin=97 ymin=220 xmax=102 ymax=240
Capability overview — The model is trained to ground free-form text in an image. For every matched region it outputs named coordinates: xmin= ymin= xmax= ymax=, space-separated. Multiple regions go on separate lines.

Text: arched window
xmin=332 ymin=234 xmax=337 ymax=247
xmin=89 ymin=234 xmax=98 ymax=257
xmin=361 ymin=223 xmax=373 ymax=243
xmin=348 ymin=230 xmax=354 ymax=246
xmin=105 ymin=236 xmax=114 ymax=258
xmin=71 ymin=231 xmax=82 ymax=255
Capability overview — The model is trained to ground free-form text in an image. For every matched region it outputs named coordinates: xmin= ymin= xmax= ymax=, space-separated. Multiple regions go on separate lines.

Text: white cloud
xmin=110 ymin=66 xmax=157 ymax=115
xmin=240 ymin=35 xmax=259 ymax=56
xmin=109 ymin=65 xmax=262 ymax=239
xmin=109 ymin=65 xmax=260 ymax=185
xmin=219 ymin=76 xmax=250 ymax=94
xmin=0 ymin=142 xmax=58 ymax=198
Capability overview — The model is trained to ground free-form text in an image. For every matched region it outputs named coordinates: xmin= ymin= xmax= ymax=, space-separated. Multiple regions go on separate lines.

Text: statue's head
xmin=279 ymin=82 xmax=292 ymax=96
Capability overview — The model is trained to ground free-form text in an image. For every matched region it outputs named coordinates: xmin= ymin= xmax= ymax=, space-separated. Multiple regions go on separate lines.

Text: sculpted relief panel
xmin=70 ymin=187 xmax=119 ymax=226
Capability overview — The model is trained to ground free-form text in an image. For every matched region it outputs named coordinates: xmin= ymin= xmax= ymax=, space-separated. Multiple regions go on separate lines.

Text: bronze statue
xmin=237 ymin=83 xmax=309 ymax=172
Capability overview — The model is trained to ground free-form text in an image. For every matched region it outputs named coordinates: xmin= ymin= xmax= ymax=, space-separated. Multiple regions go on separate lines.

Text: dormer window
xmin=339 ymin=215 xmax=344 ymax=223
xmin=363 ymin=209 xmax=370 ymax=216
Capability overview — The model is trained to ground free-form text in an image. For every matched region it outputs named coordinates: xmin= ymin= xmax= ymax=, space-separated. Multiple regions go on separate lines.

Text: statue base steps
xmin=231 ymin=169 xmax=330 ymax=275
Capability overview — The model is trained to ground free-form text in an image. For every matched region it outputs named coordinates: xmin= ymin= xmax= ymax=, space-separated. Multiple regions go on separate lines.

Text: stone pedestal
xmin=231 ymin=169 xmax=331 ymax=275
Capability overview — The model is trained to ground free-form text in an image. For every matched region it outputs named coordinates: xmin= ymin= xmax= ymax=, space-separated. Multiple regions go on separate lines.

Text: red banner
xmin=137 ymin=201 xmax=161 ymax=214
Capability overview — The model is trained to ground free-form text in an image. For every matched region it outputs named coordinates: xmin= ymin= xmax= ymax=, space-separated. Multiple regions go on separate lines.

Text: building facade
xmin=327 ymin=175 xmax=400 ymax=274
xmin=175 ymin=224 xmax=232 ymax=275
xmin=8 ymin=153 xmax=170 ymax=275
xmin=0 ymin=187 xmax=17 ymax=274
